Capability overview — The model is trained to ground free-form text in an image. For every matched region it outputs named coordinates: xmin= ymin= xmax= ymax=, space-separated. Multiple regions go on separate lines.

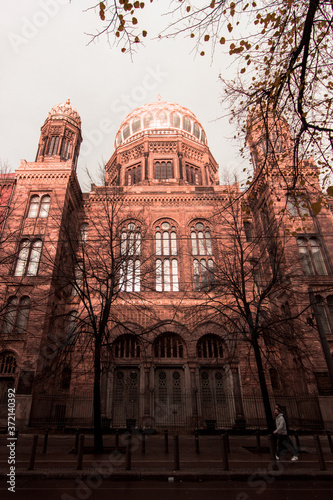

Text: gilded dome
xmin=47 ymin=99 xmax=81 ymax=128
xmin=115 ymin=100 xmax=206 ymax=147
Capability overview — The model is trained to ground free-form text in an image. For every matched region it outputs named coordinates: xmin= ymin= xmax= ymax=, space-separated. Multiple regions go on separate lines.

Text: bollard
xmin=222 ymin=430 xmax=230 ymax=453
xmin=125 ymin=432 xmax=132 ymax=470
xmin=255 ymin=430 xmax=261 ymax=453
xmin=115 ymin=429 xmax=119 ymax=451
xmin=173 ymin=435 xmax=180 ymax=470
xmin=294 ymin=432 xmax=300 ymax=451
xmin=326 ymin=430 xmax=333 ymax=453
xmin=195 ymin=431 xmax=200 ymax=455
xmin=220 ymin=433 xmax=229 ymax=471
xmin=141 ymin=432 xmax=146 ymax=454
xmin=74 ymin=429 xmax=80 ymax=455
xmin=268 ymin=435 xmax=278 ymax=470
xmin=42 ymin=428 xmax=49 ymax=454
xmin=77 ymin=434 xmax=84 ymax=470
xmin=28 ymin=435 xmax=38 ymax=471
xmin=164 ymin=430 xmax=169 ymax=454
xmin=226 ymin=431 xmax=230 ymax=453
xmin=314 ymin=435 xmax=326 ymax=470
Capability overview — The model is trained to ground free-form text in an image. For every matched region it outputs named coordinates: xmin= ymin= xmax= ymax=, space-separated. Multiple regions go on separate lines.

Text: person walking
xmin=273 ymin=405 xmax=299 ymax=461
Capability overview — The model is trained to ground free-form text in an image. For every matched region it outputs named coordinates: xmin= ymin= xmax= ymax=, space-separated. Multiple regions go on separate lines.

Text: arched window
xmin=116 ymin=132 xmax=123 ymax=146
xmin=65 ymin=311 xmax=78 ymax=345
xmin=126 ymin=165 xmax=141 ymax=185
xmin=185 ymin=164 xmax=202 ymax=185
xmin=123 ymin=123 xmax=130 ymax=140
xmin=3 ymin=296 xmax=31 ymax=335
xmin=191 ymin=222 xmax=212 ymax=256
xmin=155 ymin=222 xmax=179 ymax=291
xmin=113 ymin=335 xmax=141 ymax=358
xmin=183 ymin=116 xmax=192 ymax=133
xmin=27 ymin=195 xmax=51 ymax=218
xmin=193 ymin=123 xmax=201 ymax=139
xmin=0 ymin=353 xmax=16 ymax=374
xmin=132 ymin=117 xmax=142 ymax=133
xmin=197 ymin=335 xmax=223 ymax=359
xmin=60 ymin=138 xmax=71 ymax=159
xmin=327 ymin=296 xmax=333 ymax=325
xmin=191 ymin=222 xmax=214 ymax=290
xmin=27 ymin=196 xmax=40 ymax=218
xmin=297 ymin=237 xmax=327 ymax=275
xmin=144 ymin=113 xmax=153 ymax=128
xmin=314 ymin=295 xmax=333 ymax=335
xmin=72 ymin=263 xmax=84 ymax=296
xmin=156 ymin=111 xmax=167 ymax=125
xmin=193 ymin=259 xmax=214 ymax=291
xmin=39 ymin=195 xmax=51 ymax=218
xmin=47 ymin=136 xmax=60 ymax=156
xmin=120 ymin=223 xmax=141 ymax=292
xmin=154 ymin=161 xmax=173 ymax=180
xmin=243 ymin=221 xmax=253 ymax=242
xmin=287 ymin=195 xmax=309 ymax=217
xmin=79 ymin=223 xmax=89 ymax=243
xmin=14 ymin=239 xmax=42 ymax=276
xmin=153 ymin=333 xmax=184 ymax=358
xmin=170 ymin=112 xmax=180 ymax=128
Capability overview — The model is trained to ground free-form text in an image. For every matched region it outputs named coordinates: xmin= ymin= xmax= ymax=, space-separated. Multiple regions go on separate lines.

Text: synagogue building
xmin=0 ymin=99 xmax=332 ymax=431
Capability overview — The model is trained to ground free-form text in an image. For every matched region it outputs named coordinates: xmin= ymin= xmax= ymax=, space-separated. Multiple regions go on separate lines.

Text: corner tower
xmin=246 ymin=108 xmax=293 ymax=174
xmin=35 ymin=99 xmax=82 ymax=170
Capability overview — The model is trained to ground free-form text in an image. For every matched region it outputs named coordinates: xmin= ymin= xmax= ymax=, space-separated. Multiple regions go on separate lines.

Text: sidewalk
xmin=0 ymin=432 xmax=332 ymax=481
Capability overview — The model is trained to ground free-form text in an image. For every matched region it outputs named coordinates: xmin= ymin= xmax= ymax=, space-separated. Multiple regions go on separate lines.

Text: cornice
xmin=86 ymin=190 xmax=228 ymax=206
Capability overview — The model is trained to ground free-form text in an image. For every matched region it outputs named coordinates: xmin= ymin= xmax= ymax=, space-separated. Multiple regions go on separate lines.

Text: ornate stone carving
xmin=183 ymin=145 xmax=204 ymax=162
xmin=121 ymin=145 xmax=144 ymax=163
xmin=49 ymin=126 xmax=62 ymax=135
xmin=148 ymin=142 xmax=177 ymax=154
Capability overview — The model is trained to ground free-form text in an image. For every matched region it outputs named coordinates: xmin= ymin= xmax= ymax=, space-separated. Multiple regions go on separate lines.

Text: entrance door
xmin=154 ymin=368 xmax=186 ymax=427
xmin=112 ymin=368 xmax=139 ymax=427
xmin=199 ymin=369 xmax=232 ymax=427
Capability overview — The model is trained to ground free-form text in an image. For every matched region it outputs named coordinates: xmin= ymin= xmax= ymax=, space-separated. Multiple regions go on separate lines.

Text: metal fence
xmin=28 ymin=391 xmax=326 ymax=431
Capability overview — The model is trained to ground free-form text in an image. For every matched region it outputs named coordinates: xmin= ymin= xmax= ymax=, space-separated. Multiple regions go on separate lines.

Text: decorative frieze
xmin=121 ymin=145 xmax=144 ymax=163
xmin=182 ymin=145 xmax=204 ymax=163
xmin=148 ymin=142 xmax=177 ymax=154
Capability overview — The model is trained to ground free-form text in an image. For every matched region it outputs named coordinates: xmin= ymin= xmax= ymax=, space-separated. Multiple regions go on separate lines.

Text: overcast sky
xmin=0 ymin=1 xmax=248 ymax=191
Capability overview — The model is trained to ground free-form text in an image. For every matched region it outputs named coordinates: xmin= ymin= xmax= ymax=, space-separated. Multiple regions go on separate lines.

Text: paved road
xmin=1 ymin=479 xmax=333 ymax=500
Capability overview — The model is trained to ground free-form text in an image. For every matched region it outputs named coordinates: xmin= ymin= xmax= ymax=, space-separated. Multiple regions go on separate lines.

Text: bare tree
xmin=189 ymin=179 xmax=330 ymax=432
xmin=38 ymin=184 xmax=155 ymax=452
xmin=85 ymin=1 xmax=333 ymax=190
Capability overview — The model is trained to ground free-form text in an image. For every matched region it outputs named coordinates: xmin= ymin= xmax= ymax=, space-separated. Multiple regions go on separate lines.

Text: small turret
xmin=35 ymin=99 xmax=82 ymax=170
xmin=246 ymin=105 xmax=292 ymax=172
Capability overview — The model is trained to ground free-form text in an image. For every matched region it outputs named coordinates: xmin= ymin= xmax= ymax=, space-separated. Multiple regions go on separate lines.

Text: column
xmin=189 ymin=362 xmax=199 ymax=428
xmin=143 ymin=362 xmax=151 ymax=417
xmin=178 ymin=152 xmax=183 ymax=180
xmin=144 ymin=152 xmax=149 ymax=181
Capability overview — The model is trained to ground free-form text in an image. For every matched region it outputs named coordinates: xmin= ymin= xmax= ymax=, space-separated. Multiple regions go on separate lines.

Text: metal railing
xmin=28 ymin=392 xmax=326 ymax=431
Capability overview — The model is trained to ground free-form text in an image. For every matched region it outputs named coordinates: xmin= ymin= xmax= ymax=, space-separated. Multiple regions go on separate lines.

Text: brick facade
xmin=0 ymin=100 xmax=332 ymax=430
